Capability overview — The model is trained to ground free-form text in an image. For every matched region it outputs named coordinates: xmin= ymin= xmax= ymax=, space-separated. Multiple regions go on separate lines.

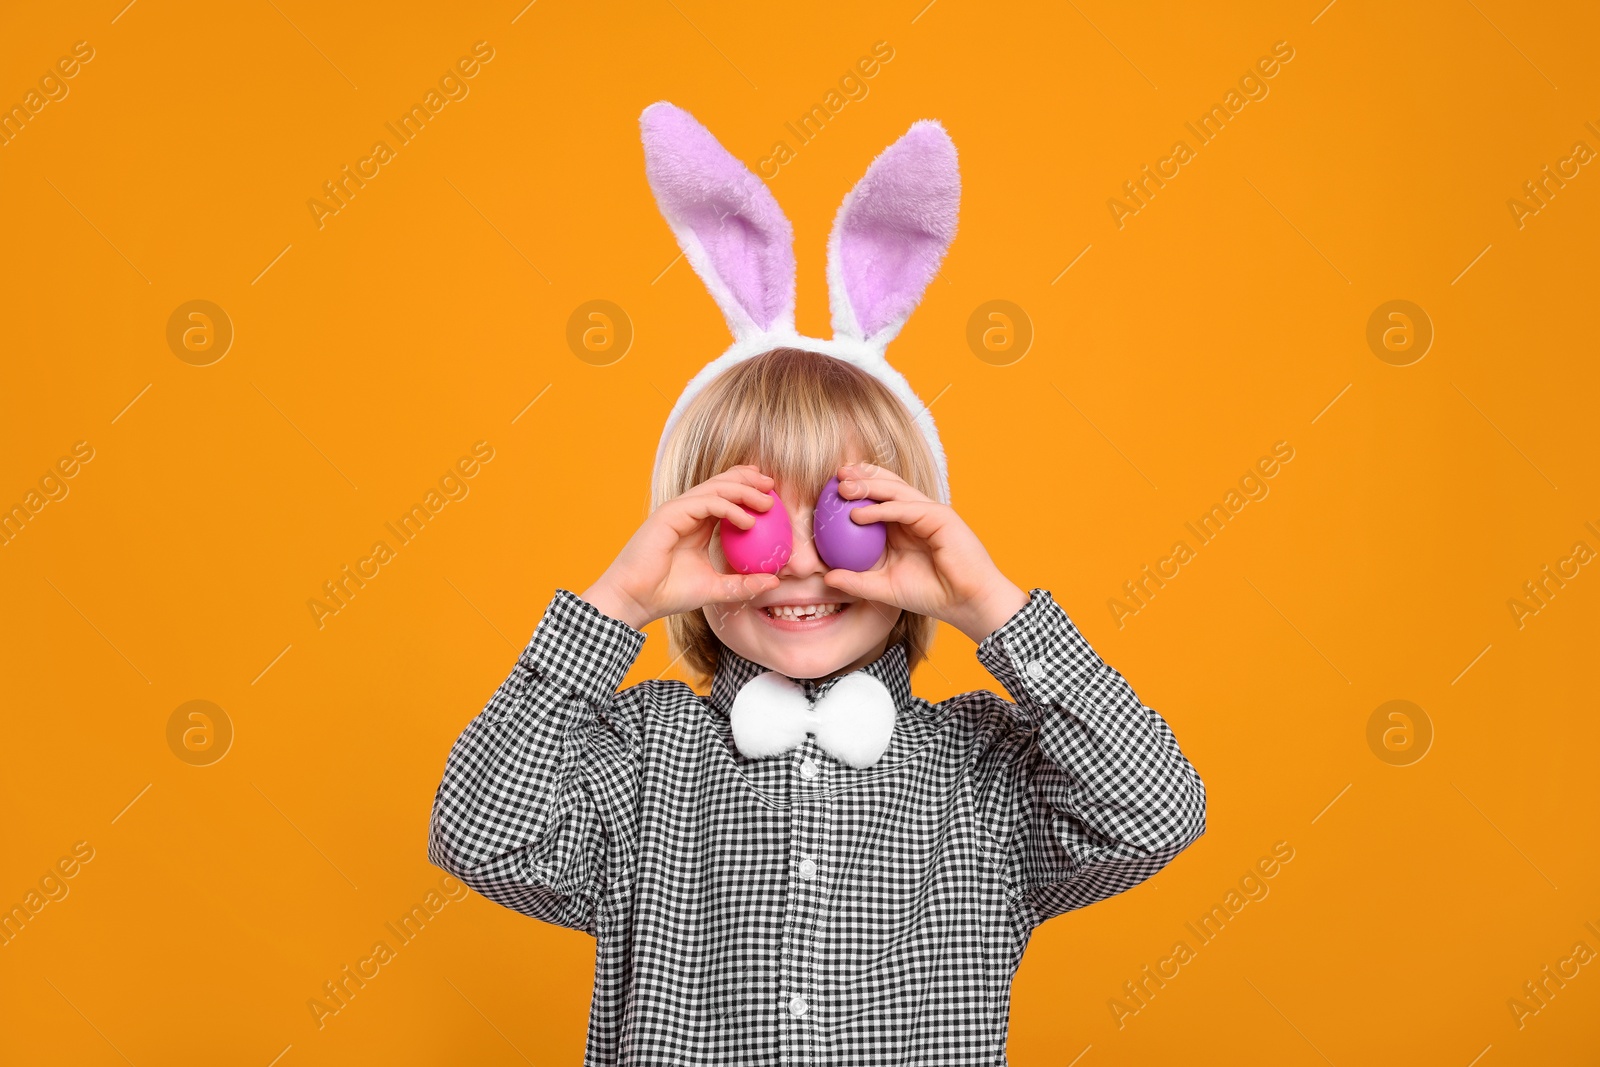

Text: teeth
xmin=765 ymin=603 xmax=844 ymax=620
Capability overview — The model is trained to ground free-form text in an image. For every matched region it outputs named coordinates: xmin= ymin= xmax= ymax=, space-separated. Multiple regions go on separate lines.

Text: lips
xmin=764 ymin=603 xmax=845 ymax=620
xmin=758 ymin=601 xmax=851 ymax=630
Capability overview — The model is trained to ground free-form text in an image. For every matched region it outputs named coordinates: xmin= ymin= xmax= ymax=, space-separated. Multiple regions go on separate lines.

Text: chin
xmin=753 ymin=641 xmax=858 ymax=682
xmin=707 ymin=598 xmax=900 ymax=682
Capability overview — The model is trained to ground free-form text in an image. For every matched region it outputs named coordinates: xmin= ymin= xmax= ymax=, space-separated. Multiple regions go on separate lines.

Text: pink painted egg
xmin=719 ymin=489 xmax=793 ymax=574
xmin=813 ymin=476 xmax=886 ymax=571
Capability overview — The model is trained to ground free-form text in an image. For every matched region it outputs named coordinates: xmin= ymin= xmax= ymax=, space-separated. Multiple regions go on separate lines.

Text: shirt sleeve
xmin=427 ymin=588 xmax=649 ymax=937
xmin=970 ymin=587 xmax=1207 ymax=929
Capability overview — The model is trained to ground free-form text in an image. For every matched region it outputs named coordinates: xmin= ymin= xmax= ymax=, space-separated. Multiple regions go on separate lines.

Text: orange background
xmin=3 ymin=1 xmax=1597 ymax=1063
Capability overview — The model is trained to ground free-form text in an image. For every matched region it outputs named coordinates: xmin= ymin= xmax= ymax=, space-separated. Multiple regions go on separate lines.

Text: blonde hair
xmin=653 ymin=347 xmax=942 ymax=686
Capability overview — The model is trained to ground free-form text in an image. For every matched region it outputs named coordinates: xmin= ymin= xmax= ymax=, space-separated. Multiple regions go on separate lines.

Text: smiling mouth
xmin=762 ymin=603 xmax=848 ymax=621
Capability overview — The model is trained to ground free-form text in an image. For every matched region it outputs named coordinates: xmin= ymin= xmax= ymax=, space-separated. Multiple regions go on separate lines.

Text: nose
xmin=778 ymin=495 xmax=826 ymax=578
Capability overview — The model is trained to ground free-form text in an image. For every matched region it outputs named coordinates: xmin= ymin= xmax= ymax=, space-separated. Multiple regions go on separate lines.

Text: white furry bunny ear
xmin=640 ymin=102 xmax=797 ymax=340
xmin=640 ymin=103 xmax=960 ymax=506
xmin=827 ymin=119 xmax=961 ymax=349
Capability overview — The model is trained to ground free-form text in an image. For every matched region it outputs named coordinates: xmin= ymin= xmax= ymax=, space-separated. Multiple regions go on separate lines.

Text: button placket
xmin=780 ymin=738 xmax=827 ymax=1059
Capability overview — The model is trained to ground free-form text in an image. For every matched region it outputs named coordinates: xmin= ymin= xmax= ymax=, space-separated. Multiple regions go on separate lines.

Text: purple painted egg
xmin=719 ymin=489 xmax=793 ymax=574
xmin=813 ymin=475 xmax=886 ymax=571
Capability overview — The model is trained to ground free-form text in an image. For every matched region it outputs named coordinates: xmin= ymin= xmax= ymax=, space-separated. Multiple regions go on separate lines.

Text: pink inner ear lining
xmin=689 ymin=209 xmax=778 ymax=327
xmin=832 ymin=120 xmax=960 ymax=340
xmin=640 ymin=102 xmax=796 ymax=333
xmin=839 ymin=227 xmax=947 ymax=338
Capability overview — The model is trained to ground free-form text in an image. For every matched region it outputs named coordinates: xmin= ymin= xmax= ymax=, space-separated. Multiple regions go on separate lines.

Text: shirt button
xmin=788 ymin=994 xmax=809 ymax=1016
xmin=799 ymin=757 xmax=819 ymax=780
xmin=1026 ymin=659 xmax=1046 ymax=682
xmin=799 ymin=858 xmax=817 ymax=880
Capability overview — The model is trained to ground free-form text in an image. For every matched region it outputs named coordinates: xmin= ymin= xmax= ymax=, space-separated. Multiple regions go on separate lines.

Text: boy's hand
xmin=581 ymin=465 xmax=781 ymax=630
xmin=821 ymin=462 xmax=1029 ymax=644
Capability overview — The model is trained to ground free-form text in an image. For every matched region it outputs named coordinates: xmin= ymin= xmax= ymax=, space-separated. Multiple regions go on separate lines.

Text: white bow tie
xmin=728 ymin=670 xmax=897 ymax=769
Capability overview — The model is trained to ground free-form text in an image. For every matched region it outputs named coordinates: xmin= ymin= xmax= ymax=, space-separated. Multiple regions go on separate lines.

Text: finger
xmin=822 ymin=567 xmax=896 ymax=605
xmin=836 ymin=468 xmax=926 ymax=504
xmin=707 ymin=496 xmax=759 ymax=529
xmin=675 ymin=494 xmax=757 ymax=531
xmin=704 ymin=571 xmax=780 ymax=604
xmin=687 ymin=478 xmax=772 ymax=514
xmin=712 ymin=465 xmax=775 ymax=490
xmin=849 ymin=499 xmax=947 ymax=538
xmin=699 ymin=479 xmax=775 ymax=512
xmin=837 ymin=460 xmax=906 ymax=484
xmin=684 ymin=466 xmax=773 ymax=502
xmin=690 ymin=471 xmax=775 ymax=508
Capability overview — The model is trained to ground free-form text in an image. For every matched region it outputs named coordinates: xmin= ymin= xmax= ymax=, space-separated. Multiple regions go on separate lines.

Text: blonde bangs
xmin=654 ymin=348 xmax=941 ymax=685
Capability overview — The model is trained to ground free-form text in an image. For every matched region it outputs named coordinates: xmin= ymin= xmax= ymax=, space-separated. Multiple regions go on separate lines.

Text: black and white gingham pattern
xmin=429 ymin=588 xmax=1206 ymax=1064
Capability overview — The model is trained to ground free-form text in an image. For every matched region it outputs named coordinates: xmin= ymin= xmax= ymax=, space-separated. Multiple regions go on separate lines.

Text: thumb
xmin=707 ymin=572 xmax=780 ymax=604
xmin=823 ymin=568 xmax=891 ymax=603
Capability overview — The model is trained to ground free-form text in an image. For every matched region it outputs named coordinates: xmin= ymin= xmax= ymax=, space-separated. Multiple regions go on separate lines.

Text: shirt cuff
xmin=975 ymin=588 xmax=1116 ymax=724
xmin=519 ymin=588 xmax=647 ymax=706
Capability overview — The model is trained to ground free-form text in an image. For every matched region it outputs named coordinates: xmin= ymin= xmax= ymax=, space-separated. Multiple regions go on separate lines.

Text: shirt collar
xmin=709 ymin=639 xmax=914 ymax=717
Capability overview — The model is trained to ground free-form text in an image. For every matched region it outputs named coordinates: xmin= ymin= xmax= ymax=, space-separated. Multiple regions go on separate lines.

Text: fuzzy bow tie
xmin=728 ymin=670 xmax=897 ymax=769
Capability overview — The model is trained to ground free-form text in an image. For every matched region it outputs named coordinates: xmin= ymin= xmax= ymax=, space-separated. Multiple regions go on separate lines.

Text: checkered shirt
xmin=428 ymin=587 xmax=1206 ymax=1065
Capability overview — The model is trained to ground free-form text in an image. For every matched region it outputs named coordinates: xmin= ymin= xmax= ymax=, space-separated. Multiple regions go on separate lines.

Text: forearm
xmin=428 ymin=589 xmax=647 ymax=926
xmin=977 ymin=589 xmax=1207 ymax=888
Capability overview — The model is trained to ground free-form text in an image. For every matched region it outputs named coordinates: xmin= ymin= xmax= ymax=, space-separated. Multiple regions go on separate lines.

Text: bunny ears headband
xmin=640 ymin=101 xmax=960 ymax=504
